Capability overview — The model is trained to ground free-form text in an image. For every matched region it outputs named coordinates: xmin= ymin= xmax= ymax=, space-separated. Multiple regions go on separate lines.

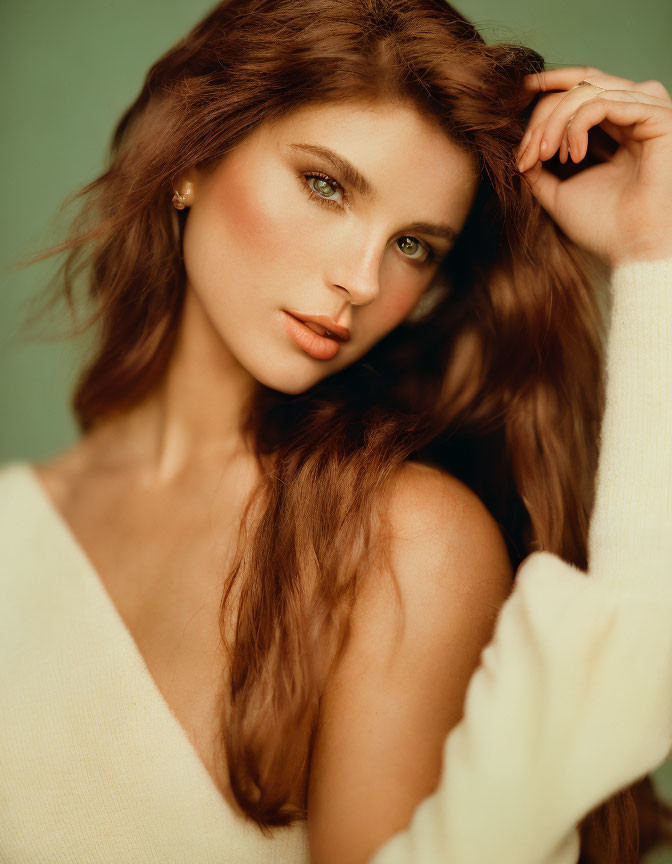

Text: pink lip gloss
xmin=281 ymin=311 xmax=342 ymax=360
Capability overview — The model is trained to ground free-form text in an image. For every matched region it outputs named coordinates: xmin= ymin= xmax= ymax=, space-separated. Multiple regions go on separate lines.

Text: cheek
xmin=351 ymin=281 xmax=424 ymax=356
xmin=183 ymin=165 xmax=313 ymax=315
xmin=383 ymin=285 xmax=423 ymax=323
xmin=217 ymin=166 xmax=309 ymax=268
xmin=370 ymin=277 xmax=425 ymax=333
xmin=373 ymin=252 xmax=430 ymax=330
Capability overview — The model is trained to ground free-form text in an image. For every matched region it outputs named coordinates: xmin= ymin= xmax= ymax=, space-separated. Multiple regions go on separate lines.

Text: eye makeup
xmin=296 ymin=167 xmax=439 ymax=268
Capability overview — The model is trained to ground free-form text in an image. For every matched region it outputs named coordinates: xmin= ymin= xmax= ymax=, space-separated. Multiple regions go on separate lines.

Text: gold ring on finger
xmin=570 ymin=79 xmax=605 ymax=94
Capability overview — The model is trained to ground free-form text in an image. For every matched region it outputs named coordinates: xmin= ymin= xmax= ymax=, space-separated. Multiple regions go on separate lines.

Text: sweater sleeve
xmin=367 ymin=257 xmax=672 ymax=864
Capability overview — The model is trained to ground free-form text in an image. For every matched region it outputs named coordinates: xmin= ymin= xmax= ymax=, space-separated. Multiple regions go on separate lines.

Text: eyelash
xmin=300 ymin=170 xmax=438 ymax=268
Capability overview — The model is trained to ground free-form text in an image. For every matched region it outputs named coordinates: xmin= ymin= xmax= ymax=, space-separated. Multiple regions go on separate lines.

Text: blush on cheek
xmin=214 ymin=164 xmax=294 ymax=265
xmin=225 ymin=188 xmax=277 ymax=255
xmin=383 ymin=289 xmax=423 ymax=325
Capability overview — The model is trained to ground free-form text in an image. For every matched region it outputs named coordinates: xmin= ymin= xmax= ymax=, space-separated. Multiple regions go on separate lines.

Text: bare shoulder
xmin=369 ymin=459 xmax=514 ymax=619
xmin=307 ymin=460 xmax=514 ymax=864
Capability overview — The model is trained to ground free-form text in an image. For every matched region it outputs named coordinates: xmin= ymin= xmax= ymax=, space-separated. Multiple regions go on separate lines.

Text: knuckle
xmin=641 ymin=79 xmax=669 ymax=98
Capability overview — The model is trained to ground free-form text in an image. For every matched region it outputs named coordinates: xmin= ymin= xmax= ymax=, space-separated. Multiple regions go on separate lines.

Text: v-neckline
xmin=18 ymin=458 xmax=238 ymax=819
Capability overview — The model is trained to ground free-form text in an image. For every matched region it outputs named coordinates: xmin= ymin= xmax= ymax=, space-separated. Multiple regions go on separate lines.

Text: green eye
xmin=304 ymin=173 xmax=344 ymax=204
xmin=310 ymin=177 xmax=338 ymax=198
xmin=399 ymin=236 xmax=420 ymax=257
xmin=398 ymin=236 xmax=430 ymax=264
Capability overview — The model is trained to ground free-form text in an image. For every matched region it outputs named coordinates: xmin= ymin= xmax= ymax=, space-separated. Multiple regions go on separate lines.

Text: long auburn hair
xmin=16 ymin=0 xmax=672 ymax=859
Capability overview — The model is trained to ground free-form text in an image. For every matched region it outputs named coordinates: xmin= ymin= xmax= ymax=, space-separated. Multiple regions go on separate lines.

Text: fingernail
xmin=540 ymin=138 xmax=548 ymax=155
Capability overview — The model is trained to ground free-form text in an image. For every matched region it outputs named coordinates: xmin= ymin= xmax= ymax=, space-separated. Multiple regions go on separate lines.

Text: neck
xmin=85 ymin=286 xmax=259 ymax=487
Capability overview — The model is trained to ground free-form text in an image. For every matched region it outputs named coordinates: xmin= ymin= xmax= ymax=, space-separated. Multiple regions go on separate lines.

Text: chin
xmin=244 ymin=355 xmax=331 ymax=396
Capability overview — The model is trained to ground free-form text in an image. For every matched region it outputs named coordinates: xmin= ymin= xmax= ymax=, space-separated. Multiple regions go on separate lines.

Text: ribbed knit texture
xmin=0 ymin=258 xmax=670 ymax=864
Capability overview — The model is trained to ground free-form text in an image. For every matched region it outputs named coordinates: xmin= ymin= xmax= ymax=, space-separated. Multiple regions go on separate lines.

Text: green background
xmin=2 ymin=1 xmax=671 ymax=858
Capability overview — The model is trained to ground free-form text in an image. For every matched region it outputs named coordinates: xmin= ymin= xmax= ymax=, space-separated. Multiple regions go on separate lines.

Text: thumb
xmin=523 ymin=160 xmax=561 ymax=216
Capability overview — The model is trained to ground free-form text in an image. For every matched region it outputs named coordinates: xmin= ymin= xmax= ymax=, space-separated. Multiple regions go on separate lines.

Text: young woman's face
xmin=181 ymin=99 xmax=479 ymax=394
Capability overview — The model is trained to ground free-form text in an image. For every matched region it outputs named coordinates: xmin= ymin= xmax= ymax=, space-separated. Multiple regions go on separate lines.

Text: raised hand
xmin=516 ymin=66 xmax=672 ymax=267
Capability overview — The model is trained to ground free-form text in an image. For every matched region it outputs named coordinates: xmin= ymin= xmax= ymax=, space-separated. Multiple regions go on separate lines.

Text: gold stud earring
xmin=171 ymin=181 xmax=193 ymax=210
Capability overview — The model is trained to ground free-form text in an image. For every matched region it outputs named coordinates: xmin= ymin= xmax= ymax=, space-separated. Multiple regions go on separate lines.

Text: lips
xmin=287 ymin=312 xmax=350 ymax=342
xmin=303 ymin=320 xmax=333 ymax=337
xmin=281 ymin=311 xmax=344 ymax=361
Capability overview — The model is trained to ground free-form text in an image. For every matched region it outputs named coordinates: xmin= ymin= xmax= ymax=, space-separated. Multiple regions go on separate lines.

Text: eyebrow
xmin=287 ymin=142 xmax=458 ymax=245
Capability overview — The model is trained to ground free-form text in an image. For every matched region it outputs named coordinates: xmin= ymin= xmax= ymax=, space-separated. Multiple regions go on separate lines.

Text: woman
xmin=1 ymin=0 xmax=671 ymax=862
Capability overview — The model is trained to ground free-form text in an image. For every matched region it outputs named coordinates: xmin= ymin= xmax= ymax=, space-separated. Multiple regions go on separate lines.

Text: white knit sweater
xmin=0 ymin=257 xmax=670 ymax=864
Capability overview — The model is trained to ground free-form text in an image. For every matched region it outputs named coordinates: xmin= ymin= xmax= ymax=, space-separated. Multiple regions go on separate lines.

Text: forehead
xmin=269 ymin=99 xmax=477 ymax=181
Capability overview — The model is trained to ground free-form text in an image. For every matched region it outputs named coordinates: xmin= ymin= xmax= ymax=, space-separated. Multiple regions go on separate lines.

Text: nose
xmin=329 ymin=235 xmax=383 ymax=307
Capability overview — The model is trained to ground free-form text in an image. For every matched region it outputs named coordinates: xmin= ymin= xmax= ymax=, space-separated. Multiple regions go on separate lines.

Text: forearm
xmin=588 ymin=256 xmax=672 ymax=594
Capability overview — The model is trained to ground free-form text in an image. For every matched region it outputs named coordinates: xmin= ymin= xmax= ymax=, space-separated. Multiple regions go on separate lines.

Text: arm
xmin=307 ymin=461 xmax=515 ymax=864
xmin=363 ymin=256 xmax=672 ymax=864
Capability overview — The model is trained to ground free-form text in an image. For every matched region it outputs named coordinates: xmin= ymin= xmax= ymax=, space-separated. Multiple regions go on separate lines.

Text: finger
xmin=518 ymin=78 xmax=671 ymax=157
xmin=523 ymin=66 xmax=635 ymax=93
xmin=594 ymin=117 xmax=630 ymax=145
xmin=636 ymin=79 xmax=672 ymax=105
xmin=559 ymin=118 xmax=625 ymax=165
xmin=518 ymin=120 xmax=547 ymax=171
xmin=565 ymin=97 xmax=672 ymax=163
xmin=518 ymin=89 xmax=602 ymax=171
xmin=520 ymin=159 xmax=561 ymax=218
xmin=518 ymin=91 xmax=566 ymax=155
xmin=541 ymin=89 xmax=671 ymax=164
xmin=520 ymin=90 xmax=672 ymax=171
xmin=519 ymin=85 xmax=604 ymax=162
xmin=559 ymin=121 xmax=571 ymax=164
xmin=524 ymin=68 xmax=672 ymax=106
